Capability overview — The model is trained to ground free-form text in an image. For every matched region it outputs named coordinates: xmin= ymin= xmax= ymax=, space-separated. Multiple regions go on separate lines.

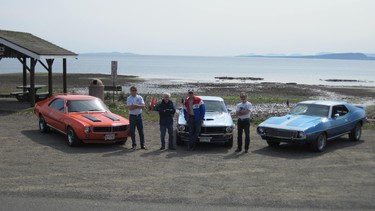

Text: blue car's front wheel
xmin=312 ymin=133 xmax=327 ymax=152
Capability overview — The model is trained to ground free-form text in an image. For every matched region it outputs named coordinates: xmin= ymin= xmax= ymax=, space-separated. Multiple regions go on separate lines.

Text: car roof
xmin=298 ymin=100 xmax=348 ymax=106
xmin=53 ymin=94 xmax=98 ymax=100
xmin=198 ymin=96 xmax=224 ymax=101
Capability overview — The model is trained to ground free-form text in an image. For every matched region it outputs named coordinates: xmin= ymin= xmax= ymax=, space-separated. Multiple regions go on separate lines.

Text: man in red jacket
xmin=183 ymin=89 xmax=206 ymax=150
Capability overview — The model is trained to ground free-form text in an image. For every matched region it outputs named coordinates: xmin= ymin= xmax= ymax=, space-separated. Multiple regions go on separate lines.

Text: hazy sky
xmin=1 ymin=0 xmax=374 ymax=56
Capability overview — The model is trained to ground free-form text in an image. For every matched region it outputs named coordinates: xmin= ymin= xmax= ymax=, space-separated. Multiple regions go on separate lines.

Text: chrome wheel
xmin=313 ymin=134 xmax=327 ymax=152
xmin=66 ymin=127 xmax=81 ymax=147
xmin=39 ymin=116 xmax=50 ymax=133
xmin=349 ymin=123 xmax=362 ymax=142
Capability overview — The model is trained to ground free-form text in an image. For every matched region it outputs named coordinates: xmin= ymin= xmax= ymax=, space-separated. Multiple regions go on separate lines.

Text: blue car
xmin=257 ymin=100 xmax=367 ymax=152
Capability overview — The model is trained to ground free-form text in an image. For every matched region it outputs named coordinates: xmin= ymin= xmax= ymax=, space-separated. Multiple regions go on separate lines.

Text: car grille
xmin=201 ymin=127 xmax=226 ymax=133
xmin=266 ymin=128 xmax=296 ymax=138
xmin=93 ymin=125 xmax=127 ymax=133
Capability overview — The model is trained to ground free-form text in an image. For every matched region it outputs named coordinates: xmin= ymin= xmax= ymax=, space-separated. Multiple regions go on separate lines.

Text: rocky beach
xmin=1 ymin=73 xmax=374 ymax=121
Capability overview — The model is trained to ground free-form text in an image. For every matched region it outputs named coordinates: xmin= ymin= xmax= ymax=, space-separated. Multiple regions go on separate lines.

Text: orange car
xmin=34 ymin=94 xmax=129 ymax=146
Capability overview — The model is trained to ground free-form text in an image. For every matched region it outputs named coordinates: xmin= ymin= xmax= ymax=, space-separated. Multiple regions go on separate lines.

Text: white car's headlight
xmin=225 ymin=126 xmax=233 ymax=133
xmin=84 ymin=127 xmax=91 ymax=134
xmin=178 ymin=125 xmax=185 ymax=131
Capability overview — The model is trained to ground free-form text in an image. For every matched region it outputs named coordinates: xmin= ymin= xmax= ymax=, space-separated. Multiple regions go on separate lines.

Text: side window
xmin=332 ymin=105 xmax=349 ymax=117
xmin=49 ymin=99 xmax=65 ymax=112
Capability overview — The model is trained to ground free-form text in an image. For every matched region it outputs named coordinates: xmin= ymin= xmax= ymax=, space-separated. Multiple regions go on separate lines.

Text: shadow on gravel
xmin=21 ymin=129 xmax=129 ymax=154
xmin=252 ymin=137 xmax=364 ymax=159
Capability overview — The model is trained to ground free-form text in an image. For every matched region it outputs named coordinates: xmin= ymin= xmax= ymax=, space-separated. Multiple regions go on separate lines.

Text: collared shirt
xmin=236 ymin=101 xmax=252 ymax=119
xmin=127 ymin=95 xmax=145 ymax=115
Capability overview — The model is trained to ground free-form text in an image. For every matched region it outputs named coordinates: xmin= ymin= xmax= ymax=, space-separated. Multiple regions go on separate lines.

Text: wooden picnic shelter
xmin=0 ymin=29 xmax=78 ymax=106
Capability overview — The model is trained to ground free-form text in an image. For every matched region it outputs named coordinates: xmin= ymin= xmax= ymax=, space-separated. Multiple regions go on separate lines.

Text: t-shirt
xmin=127 ymin=95 xmax=145 ymax=115
xmin=236 ymin=101 xmax=252 ymax=119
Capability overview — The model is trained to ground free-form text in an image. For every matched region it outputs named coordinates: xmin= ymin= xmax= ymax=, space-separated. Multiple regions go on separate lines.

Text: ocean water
xmin=1 ymin=54 xmax=375 ymax=86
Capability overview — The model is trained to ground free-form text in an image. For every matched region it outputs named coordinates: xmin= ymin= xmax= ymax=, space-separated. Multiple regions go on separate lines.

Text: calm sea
xmin=1 ymin=54 xmax=375 ymax=86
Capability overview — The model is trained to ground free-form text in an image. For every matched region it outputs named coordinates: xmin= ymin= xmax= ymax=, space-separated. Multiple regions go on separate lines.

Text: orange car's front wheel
xmin=66 ymin=127 xmax=82 ymax=147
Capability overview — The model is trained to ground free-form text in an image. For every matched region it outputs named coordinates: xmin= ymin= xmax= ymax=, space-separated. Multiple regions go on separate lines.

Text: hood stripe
xmin=103 ymin=113 xmax=120 ymax=121
xmin=83 ymin=114 xmax=101 ymax=122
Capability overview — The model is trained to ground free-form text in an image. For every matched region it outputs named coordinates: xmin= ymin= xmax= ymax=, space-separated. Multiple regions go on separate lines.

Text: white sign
xmin=111 ymin=61 xmax=118 ymax=81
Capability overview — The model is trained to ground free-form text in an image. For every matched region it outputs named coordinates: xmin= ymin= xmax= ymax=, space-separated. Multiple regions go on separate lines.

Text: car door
xmin=46 ymin=98 xmax=67 ymax=132
xmin=330 ymin=105 xmax=350 ymax=136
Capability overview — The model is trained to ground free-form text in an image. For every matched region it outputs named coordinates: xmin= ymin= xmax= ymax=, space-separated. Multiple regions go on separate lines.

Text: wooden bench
xmin=10 ymin=91 xmax=29 ymax=102
xmin=36 ymin=92 xmax=50 ymax=101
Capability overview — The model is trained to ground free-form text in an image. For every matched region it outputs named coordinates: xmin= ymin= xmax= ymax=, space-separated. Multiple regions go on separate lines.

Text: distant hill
xmin=79 ymin=52 xmax=137 ymax=56
xmin=241 ymin=53 xmax=375 ymax=61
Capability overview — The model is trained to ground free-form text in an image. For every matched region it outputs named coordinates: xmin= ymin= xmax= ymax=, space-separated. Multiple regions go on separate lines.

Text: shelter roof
xmin=0 ymin=29 xmax=77 ymax=59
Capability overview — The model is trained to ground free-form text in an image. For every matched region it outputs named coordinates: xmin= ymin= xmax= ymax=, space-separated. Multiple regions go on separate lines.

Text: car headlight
xmin=178 ymin=125 xmax=185 ymax=131
xmin=257 ymin=127 xmax=265 ymax=134
xmin=225 ymin=126 xmax=233 ymax=133
xmin=296 ymin=131 xmax=306 ymax=139
xmin=84 ymin=127 xmax=91 ymax=134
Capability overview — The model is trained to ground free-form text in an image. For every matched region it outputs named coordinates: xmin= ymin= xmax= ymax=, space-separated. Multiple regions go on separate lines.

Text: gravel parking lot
xmin=0 ymin=110 xmax=374 ymax=210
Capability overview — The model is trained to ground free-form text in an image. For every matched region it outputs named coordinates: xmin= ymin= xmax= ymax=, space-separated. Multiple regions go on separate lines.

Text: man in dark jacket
xmin=158 ymin=92 xmax=176 ymax=150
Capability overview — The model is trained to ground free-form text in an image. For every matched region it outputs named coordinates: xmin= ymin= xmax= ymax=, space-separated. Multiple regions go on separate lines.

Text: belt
xmin=238 ymin=118 xmax=250 ymax=121
xmin=130 ymin=114 xmax=141 ymax=117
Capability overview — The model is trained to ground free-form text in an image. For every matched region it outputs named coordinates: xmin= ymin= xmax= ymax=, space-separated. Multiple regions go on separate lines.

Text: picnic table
xmin=11 ymin=85 xmax=48 ymax=102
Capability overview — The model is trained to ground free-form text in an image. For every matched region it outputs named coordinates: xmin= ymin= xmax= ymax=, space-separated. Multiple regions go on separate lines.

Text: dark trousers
xmin=129 ymin=114 xmax=145 ymax=147
xmin=237 ymin=118 xmax=250 ymax=150
xmin=160 ymin=124 xmax=174 ymax=148
xmin=188 ymin=117 xmax=201 ymax=148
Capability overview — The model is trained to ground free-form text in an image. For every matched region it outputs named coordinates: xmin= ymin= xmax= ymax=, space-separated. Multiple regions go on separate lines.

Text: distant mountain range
xmin=240 ymin=53 xmax=375 ymax=61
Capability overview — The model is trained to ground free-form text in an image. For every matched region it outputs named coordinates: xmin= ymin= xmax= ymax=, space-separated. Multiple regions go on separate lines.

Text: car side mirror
xmin=227 ymin=108 xmax=232 ymax=112
xmin=334 ymin=113 xmax=340 ymax=118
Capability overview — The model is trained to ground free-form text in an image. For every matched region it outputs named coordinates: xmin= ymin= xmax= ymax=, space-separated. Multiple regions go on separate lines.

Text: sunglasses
xmin=131 ymin=89 xmax=137 ymax=92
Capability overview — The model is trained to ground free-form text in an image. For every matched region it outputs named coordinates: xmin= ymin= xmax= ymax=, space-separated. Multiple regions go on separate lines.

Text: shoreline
xmin=0 ymin=73 xmax=374 ymax=120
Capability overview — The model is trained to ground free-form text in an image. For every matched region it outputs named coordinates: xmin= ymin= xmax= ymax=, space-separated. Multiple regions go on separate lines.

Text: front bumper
xmin=177 ymin=131 xmax=233 ymax=143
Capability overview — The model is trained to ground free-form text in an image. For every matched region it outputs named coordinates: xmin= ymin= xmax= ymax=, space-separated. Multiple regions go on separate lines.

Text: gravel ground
xmin=0 ymin=110 xmax=374 ymax=210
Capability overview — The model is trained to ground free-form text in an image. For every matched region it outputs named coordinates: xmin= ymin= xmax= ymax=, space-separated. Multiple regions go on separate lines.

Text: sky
xmin=1 ymin=0 xmax=374 ymax=56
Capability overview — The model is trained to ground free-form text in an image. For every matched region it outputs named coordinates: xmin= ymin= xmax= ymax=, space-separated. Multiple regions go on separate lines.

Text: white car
xmin=175 ymin=96 xmax=234 ymax=147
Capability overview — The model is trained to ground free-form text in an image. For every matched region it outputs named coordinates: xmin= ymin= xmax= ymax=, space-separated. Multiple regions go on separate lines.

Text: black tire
xmin=39 ymin=116 xmax=50 ymax=133
xmin=312 ymin=133 xmax=327 ymax=152
xmin=66 ymin=127 xmax=82 ymax=147
xmin=225 ymin=137 xmax=233 ymax=148
xmin=266 ymin=140 xmax=280 ymax=147
xmin=349 ymin=123 xmax=362 ymax=142
xmin=175 ymin=130 xmax=184 ymax=146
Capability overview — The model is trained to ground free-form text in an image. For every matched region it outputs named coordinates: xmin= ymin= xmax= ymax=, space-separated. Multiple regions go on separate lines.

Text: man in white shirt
xmin=235 ymin=92 xmax=252 ymax=153
xmin=127 ymin=86 xmax=146 ymax=150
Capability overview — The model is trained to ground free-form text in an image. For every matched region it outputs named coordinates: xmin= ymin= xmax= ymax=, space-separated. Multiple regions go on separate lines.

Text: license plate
xmin=200 ymin=137 xmax=211 ymax=143
xmin=105 ymin=134 xmax=115 ymax=140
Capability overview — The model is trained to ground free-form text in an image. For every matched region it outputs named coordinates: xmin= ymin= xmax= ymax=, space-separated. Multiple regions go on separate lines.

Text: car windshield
xmin=204 ymin=100 xmax=228 ymax=113
xmin=67 ymin=99 xmax=109 ymax=112
xmin=289 ymin=103 xmax=329 ymax=118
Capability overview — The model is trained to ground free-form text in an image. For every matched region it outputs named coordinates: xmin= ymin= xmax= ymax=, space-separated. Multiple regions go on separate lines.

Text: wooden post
xmin=63 ymin=58 xmax=67 ymax=94
xmin=30 ymin=58 xmax=37 ymax=106
xmin=47 ymin=59 xmax=54 ymax=96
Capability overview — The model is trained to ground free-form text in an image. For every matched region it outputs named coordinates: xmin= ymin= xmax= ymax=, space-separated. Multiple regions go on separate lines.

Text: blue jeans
xmin=188 ymin=118 xmax=201 ymax=148
xmin=160 ymin=124 xmax=174 ymax=148
xmin=129 ymin=114 xmax=145 ymax=147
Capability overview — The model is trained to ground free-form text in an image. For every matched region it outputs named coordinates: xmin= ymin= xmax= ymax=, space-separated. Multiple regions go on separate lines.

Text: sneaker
xmin=141 ymin=146 xmax=147 ymax=150
xmin=235 ymin=148 xmax=242 ymax=153
xmin=160 ymin=147 xmax=165 ymax=150
xmin=244 ymin=149 xmax=249 ymax=153
xmin=130 ymin=146 xmax=136 ymax=151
